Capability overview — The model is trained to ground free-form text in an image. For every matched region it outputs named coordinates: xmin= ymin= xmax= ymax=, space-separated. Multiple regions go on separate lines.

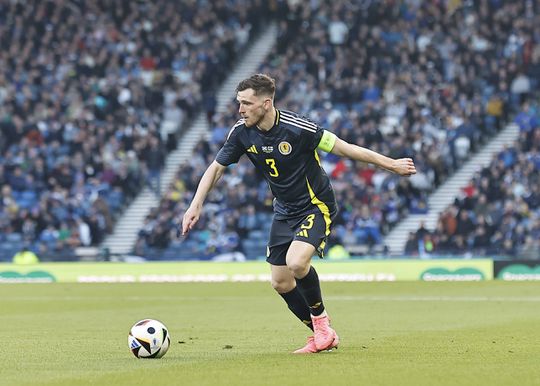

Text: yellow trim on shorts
xmin=305 ymin=178 xmax=331 ymax=237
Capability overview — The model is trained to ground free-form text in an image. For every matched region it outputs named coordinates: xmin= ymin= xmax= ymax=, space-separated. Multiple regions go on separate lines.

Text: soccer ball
xmin=128 ymin=319 xmax=171 ymax=358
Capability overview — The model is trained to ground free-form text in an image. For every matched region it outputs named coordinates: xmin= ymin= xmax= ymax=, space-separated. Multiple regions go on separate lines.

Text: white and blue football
xmin=128 ymin=319 xmax=170 ymax=358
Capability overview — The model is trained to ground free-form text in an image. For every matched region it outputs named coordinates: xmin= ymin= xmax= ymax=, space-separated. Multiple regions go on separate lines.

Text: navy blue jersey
xmin=216 ymin=109 xmax=337 ymax=219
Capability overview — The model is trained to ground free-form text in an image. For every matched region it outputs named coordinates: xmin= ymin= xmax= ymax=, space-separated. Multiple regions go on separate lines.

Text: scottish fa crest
xmin=278 ymin=141 xmax=292 ymax=155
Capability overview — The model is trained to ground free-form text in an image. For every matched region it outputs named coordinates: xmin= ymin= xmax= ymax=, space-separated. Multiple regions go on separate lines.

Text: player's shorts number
xmin=296 ymin=214 xmax=315 ymax=238
xmin=265 ymin=158 xmax=279 ymax=177
xmin=301 ymin=214 xmax=315 ymax=230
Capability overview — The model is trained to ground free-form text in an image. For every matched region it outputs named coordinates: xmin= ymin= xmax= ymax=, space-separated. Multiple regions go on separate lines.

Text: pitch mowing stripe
xmin=3 ymin=295 xmax=540 ymax=302
xmin=328 ymin=295 xmax=540 ymax=302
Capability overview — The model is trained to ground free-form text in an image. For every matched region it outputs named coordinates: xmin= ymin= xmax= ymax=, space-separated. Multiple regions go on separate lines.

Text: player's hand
xmin=392 ymin=158 xmax=417 ymax=176
xmin=181 ymin=206 xmax=201 ymax=236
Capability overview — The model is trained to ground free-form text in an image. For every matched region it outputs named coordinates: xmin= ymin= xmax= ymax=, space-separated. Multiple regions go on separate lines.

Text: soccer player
xmin=181 ymin=74 xmax=416 ymax=353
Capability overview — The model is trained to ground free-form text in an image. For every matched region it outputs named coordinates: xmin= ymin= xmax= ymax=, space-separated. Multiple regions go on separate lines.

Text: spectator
xmin=404 ymin=232 xmax=418 ymax=256
xmin=143 ymin=136 xmax=165 ymax=197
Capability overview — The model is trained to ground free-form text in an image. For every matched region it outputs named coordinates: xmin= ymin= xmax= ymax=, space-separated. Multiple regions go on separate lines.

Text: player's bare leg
xmin=286 ymin=241 xmax=339 ymax=351
xmin=270 ymin=264 xmax=296 ymax=293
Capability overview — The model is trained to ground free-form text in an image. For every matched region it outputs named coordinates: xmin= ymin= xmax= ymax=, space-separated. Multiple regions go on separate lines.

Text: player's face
xmin=237 ymin=89 xmax=271 ymax=127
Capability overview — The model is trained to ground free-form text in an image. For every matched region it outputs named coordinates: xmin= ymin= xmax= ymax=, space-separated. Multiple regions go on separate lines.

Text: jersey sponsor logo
xmin=262 ymin=146 xmax=273 ymax=153
xmin=278 ymin=141 xmax=292 ymax=155
xmin=246 ymin=145 xmax=258 ymax=154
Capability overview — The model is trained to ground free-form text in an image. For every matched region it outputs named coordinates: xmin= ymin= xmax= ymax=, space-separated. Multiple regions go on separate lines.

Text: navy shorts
xmin=266 ymin=211 xmax=336 ymax=266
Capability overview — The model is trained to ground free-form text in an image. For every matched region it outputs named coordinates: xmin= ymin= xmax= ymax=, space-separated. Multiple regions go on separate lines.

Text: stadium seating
xmin=411 ymin=101 xmax=540 ymax=259
xmin=2 ymin=1 xmax=538 ymax=260
xmin=137 ymin=1 xmax=539 ymax=260
xmin=0 ymin=0 xmax=272 ymax=261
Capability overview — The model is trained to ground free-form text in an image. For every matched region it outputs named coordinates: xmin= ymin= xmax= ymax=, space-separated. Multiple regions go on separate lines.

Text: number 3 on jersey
xmin=265 ymin=158 xmax=279 ymax=177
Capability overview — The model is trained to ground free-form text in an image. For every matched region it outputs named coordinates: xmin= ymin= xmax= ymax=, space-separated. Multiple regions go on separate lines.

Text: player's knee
xmin=271 ymin=278 xmax=294 ymax=293
xmin=286 ymin=260 xmax=309 ymax=277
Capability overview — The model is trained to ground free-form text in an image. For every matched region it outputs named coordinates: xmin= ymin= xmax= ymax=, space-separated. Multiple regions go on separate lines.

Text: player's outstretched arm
xmin=181 ymin=161 xmax=227 ymax=235
xmin=330 ymin=137 xmax=416 ymax=176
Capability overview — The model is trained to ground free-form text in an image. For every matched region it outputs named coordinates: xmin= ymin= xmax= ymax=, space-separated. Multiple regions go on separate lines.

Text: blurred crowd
xmin=0 ymin=0 xmax=272 ymax=261
xmin=1 ymin=0 xmax=538 ymax=261
xmin=136 ymin=0 xmax=540 ymax=260
xmin=407 ymin=100 xmax=540 ymax=259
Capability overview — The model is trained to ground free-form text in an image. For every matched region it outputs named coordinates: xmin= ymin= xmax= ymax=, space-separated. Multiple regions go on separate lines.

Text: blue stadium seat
xmin=6 ymin=233 xmax=22 ymax=243
xmin=247 ymin=230 xmax=265 ymax=241
xmin=242 ymin=239 xmax=266 ymax=260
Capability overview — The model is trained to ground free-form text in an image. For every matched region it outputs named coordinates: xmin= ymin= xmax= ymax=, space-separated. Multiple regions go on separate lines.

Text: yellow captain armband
xmin=317 ymin=130 xmax=337 ymax=152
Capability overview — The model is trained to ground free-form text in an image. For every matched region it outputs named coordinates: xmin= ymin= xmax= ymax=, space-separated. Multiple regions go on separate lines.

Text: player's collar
xmin=273 ymin=108 xmax=280 ymax=127
xmin=256 ymin=108 xmax=280 ymax=133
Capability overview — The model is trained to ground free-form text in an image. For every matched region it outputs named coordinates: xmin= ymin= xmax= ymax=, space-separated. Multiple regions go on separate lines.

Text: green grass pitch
xmin=1 ymin=281 xmax=539 ymax=386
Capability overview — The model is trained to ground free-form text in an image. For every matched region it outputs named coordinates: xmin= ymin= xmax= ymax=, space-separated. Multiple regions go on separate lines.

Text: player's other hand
xmin=181 ymin=206 xmax=201 ymax=236
xmin=392 ymin=158 xmax=417 ymax=176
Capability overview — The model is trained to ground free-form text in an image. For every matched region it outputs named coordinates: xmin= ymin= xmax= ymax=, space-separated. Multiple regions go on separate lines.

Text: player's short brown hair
xmin=236 ymin=74 xmax=276 ymax=98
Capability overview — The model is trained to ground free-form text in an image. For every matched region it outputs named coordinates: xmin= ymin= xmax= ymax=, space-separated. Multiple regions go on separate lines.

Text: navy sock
xmin=295 ymin=266 xmax=325 ymax=316
xmin=279 ymin=287 xmax=313 ymax=331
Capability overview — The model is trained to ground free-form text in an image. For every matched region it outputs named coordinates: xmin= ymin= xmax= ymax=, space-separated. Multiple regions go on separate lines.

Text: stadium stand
xmin=0 ymin=0 xmax=273 ymax=261
xmin=1 ymin=1 xmax=538 ymax=261
xmin=409 ymin=100 xmax=540 ymax=259
xmin=135 ymin=1 xmax=539 ymax=260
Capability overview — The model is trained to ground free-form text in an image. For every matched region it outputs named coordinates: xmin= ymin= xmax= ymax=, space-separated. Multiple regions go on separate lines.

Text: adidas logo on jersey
xmin=246 ymin=145 xmax=258 ymax=154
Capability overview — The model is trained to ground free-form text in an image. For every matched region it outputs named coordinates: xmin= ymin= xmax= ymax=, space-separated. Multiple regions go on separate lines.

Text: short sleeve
xmin=302 ymin=120 xmax=326 ymax=151
xmin=215 ymin=123 xmax=244 ymax=166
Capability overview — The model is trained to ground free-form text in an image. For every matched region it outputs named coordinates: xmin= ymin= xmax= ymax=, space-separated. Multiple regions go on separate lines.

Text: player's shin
xmin=279 ymin=287 xmax=313 ymax=330
xmin=295 ymin=266 xmax=325 ymax=316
